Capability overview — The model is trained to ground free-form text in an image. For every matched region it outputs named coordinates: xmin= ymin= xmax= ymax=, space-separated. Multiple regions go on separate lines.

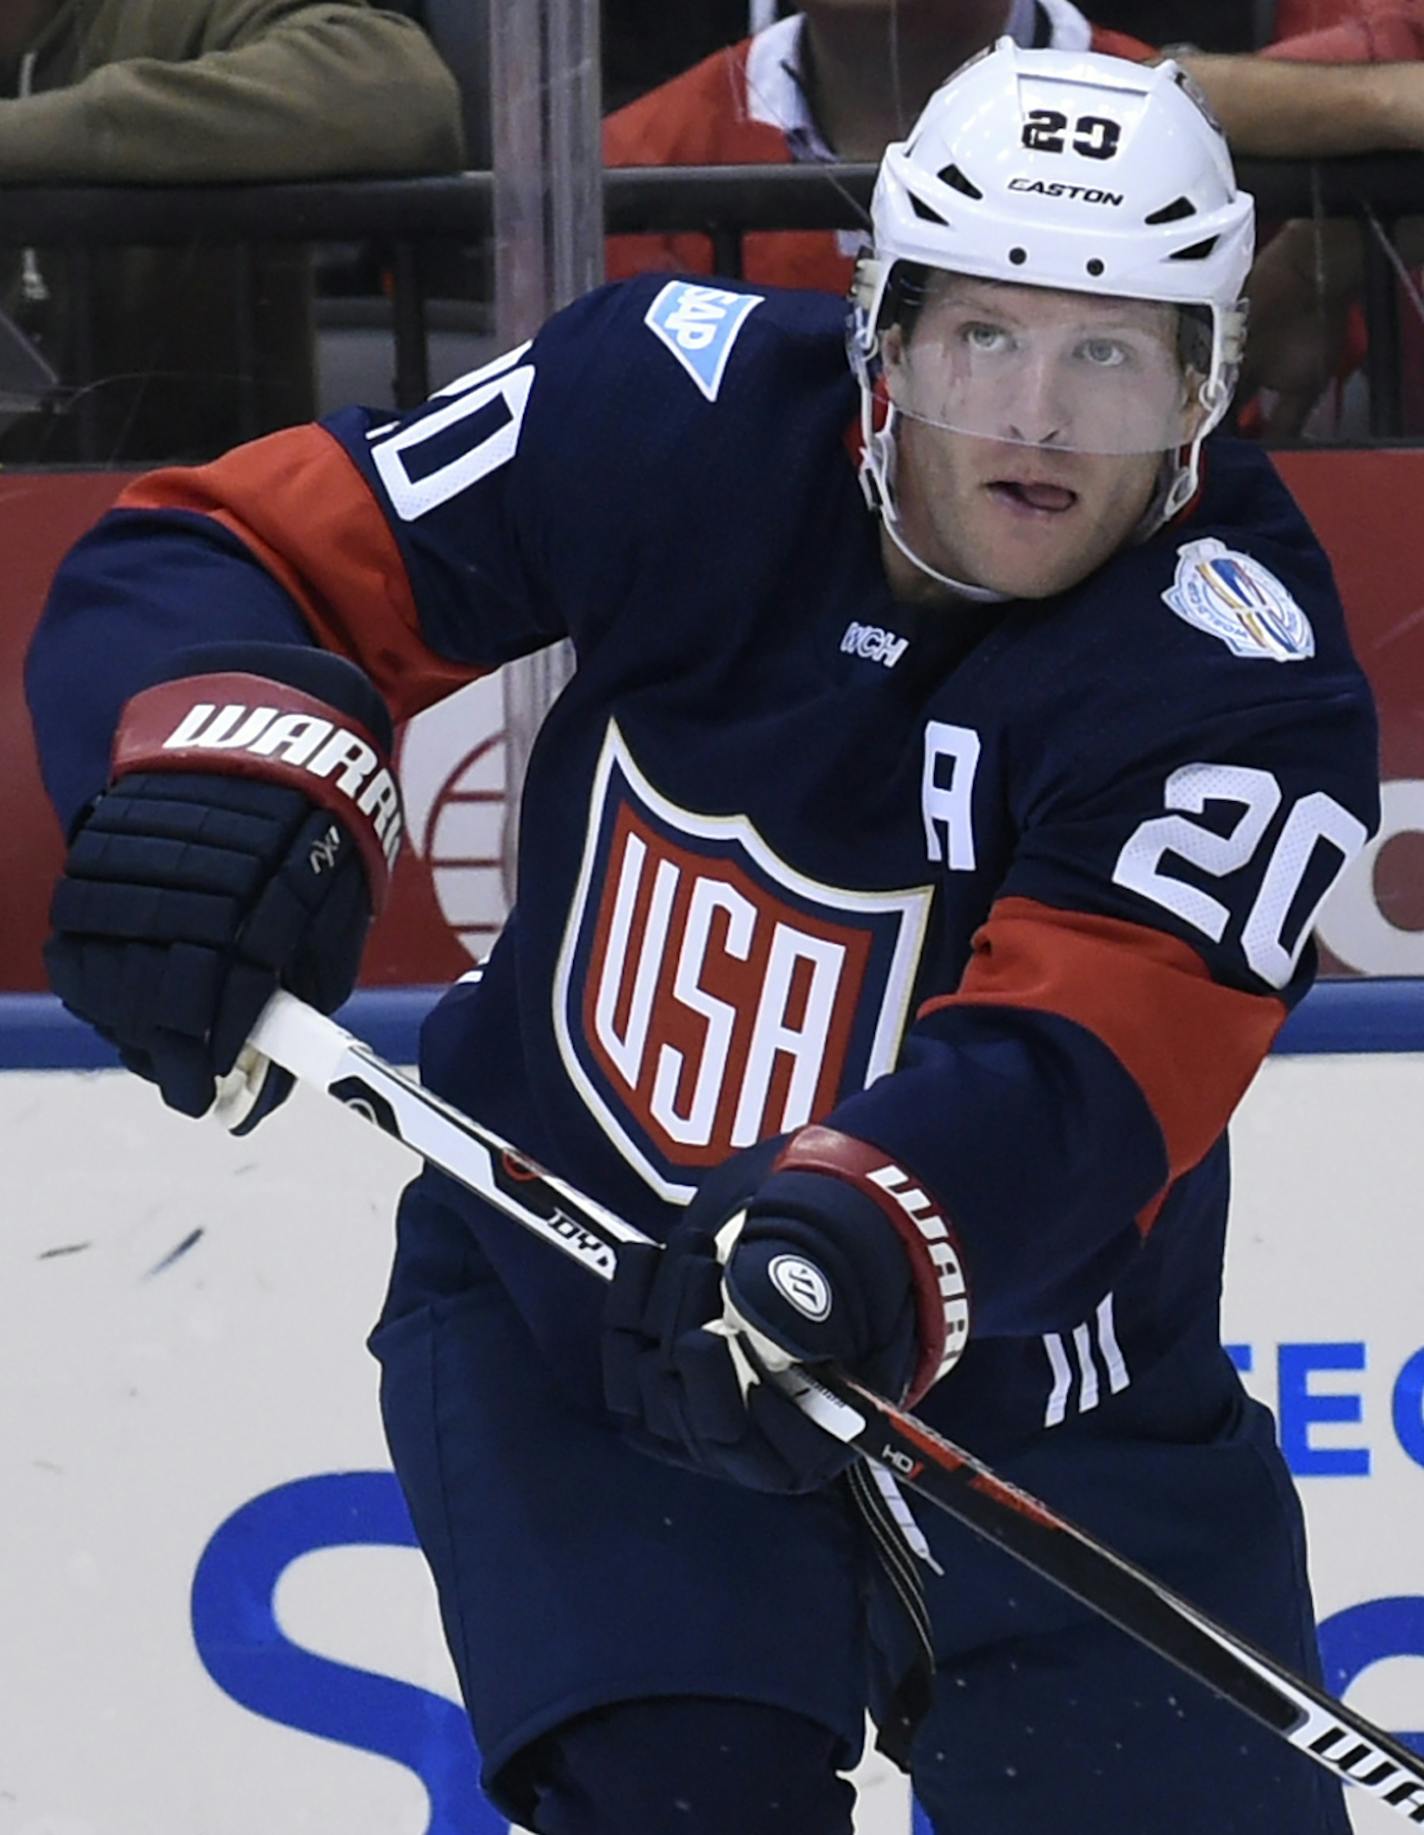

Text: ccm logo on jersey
xmin=841 ymin=621 xmax=908 ymax=668
xmin=1163 ymin=538 xmax=1316 ymax=663
xmin=554 ymin=722 xmax=932 ymax=1201
xmin=644 ymin=282 xmax=766 ymax=402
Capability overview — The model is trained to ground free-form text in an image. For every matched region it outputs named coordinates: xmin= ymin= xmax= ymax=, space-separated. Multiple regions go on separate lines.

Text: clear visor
xmin=883 ymin=271 xmax=1210 ymax=457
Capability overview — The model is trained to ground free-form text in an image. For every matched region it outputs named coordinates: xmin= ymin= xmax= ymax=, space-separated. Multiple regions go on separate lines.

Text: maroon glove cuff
xmin=771 ymin=1124 xmax=971 ymax=1404
xmin=111 ymin=671 xmax=403 ymax=911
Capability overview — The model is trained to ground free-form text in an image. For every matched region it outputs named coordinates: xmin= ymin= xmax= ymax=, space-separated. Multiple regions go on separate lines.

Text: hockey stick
xmin=216 ymin=988 xmax=1424 ymax=1823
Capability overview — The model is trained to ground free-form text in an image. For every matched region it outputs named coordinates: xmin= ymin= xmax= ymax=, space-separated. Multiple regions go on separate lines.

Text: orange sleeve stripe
xmin=918 ymin=895 xmax=1288 ymax=1185
xmin=117 ymin=425 xmax=484 ymax=723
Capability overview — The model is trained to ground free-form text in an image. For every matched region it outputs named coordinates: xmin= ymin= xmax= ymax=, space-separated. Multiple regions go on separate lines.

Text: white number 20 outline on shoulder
xmin=1113 ymin=763 xmax=1367 ymax=989
xmin=370 ymin=342 xmax=535 ymax=522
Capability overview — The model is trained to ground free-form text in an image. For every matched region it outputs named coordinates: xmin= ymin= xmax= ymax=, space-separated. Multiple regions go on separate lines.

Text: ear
xmin=1181 ymin=369 xmax=1215 ymax=441
xmin=882 ymin=323 xmax=907 ymax=372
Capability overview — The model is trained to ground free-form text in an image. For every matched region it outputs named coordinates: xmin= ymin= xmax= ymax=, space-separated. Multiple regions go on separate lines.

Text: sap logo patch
xmin=1163 ymin=538 xmax=1315 ymax=663
xmin=644 ymin=282 xmax=765 ymax=401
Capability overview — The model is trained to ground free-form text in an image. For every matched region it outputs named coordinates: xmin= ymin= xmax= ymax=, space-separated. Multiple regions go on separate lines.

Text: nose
xmin=1001 ymin=355 xmax=1070 ymax=448
xmin=1006 ymin=418 xmax=1067 ymax=448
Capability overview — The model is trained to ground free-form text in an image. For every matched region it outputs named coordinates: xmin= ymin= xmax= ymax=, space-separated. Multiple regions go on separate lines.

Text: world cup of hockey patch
xmin=1162 ymin=538 xmax=1315 ymax=663
xmin=643 ymin=282 xmax=765 ymax=402
xmin=553 ymin=722 xmax=932 ymax=1201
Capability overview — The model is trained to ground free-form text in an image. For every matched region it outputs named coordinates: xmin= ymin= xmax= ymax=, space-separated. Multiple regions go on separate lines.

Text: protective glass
xmin=885 ymin=271 xmax=1207 ymax=457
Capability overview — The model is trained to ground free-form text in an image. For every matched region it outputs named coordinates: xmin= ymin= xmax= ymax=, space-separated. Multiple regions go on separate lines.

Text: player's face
xmin=888 ymin=412 xmax=1165 ymax=600
xmin=882 ymin=276 xmax=1203 ymax=599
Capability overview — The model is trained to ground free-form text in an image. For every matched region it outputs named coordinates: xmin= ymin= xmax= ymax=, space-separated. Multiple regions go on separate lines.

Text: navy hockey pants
xmin=371 ymin=1255 xmax=1350 ymax=1835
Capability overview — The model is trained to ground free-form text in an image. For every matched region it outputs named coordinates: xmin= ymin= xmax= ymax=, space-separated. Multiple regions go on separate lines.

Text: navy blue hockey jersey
xmin=28 ymin=276 xmax=1380 ymax=1451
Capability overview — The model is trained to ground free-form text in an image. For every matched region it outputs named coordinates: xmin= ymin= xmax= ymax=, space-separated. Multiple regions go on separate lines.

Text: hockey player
xmin=28 ymin=42 xmax=1379 ymax=1835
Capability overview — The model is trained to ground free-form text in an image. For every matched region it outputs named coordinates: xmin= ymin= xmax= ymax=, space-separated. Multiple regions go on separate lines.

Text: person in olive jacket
xmin=0 ymin=0 xmax=465 ymax=462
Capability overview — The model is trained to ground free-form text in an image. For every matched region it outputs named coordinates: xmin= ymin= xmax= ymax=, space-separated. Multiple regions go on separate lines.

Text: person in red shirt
xmin=1179 ymin=0 xmax=1424 ymax=435
xmin=1268 ymin=0 xmax=1424 ymax=56
xmin=604 ymin=0 xmax=1424 ymax=433
xmin=602 ymin=1 xmax=1154 ymax=290
xmin=601 ymin=0 xmax=1424 ymax=284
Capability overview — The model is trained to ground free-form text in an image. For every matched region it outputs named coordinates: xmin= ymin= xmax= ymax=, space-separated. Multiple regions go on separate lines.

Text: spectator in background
xmin=1235 ymin=209 xmax=1414 ymax=436
xmin=1169 ymin=7 xmax=1424 ymax=154
xmin=1174 ymin=1 xmax=1424 ymax=436
xmin=604 ymin=0 xmax=757 ymax=113
xmin=604 ymin=0 xmax=1424 ymax=437
xmin=603 ymin=1 xmax=1154 ymax=290
xmin=1270 ymin=0 xmax=1411 ymax=42
xmin=0 ymin=0 xmax=464 ymax=464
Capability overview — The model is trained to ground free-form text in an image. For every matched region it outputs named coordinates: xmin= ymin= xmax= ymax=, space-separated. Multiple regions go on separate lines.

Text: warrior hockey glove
xmin=603 ymin=1126 xmax=971 ymax=1493
xmin=45 ymin=640 xmax=400 ymax=1129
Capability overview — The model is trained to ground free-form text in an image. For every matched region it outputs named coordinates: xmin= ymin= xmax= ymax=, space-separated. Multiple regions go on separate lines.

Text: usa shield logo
xmin=554 ymin=723 xmax=933 ymax=1200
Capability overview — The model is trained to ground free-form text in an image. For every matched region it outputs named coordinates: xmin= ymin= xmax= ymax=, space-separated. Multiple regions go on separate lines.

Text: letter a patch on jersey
xmin=1163 ymin=537 xmax=1315 ymax=663
xmin=644 ymin=282 xmax=765 ymax=402
xmin=554 ymin=723 xmax=932 ymax=1201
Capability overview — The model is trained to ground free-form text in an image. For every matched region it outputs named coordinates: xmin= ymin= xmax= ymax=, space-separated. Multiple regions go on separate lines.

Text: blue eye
xmin=1081 ymin=339 xmax=1128 ymax=367
xmin=964 ymin=322 xmax=1009 ymax=352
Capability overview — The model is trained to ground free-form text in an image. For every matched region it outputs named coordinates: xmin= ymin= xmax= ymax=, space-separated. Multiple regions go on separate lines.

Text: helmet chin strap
xmin=880 ymin=496 xmax=1012 ymax=605
xmin=1136 ymin=381 xmax=1227 ymax=542
xmin=860 ymin=401 xmax=1012 ymax=605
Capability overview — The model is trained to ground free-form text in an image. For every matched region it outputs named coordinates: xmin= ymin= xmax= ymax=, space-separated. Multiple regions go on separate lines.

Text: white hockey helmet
xmin=849 ymin=40 xmax=1256 ymax=581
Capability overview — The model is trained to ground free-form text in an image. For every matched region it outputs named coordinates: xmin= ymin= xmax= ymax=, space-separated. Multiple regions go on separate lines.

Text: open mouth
xmin=986 ymin=480 xmax=1079 ymax=516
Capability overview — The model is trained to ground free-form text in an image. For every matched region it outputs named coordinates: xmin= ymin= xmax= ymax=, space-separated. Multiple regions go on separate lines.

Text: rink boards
xmin=1 ymin=991 xmax=1421 ymax=1835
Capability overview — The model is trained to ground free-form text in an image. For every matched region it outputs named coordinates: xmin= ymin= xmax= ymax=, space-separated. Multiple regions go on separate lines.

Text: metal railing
xmin=0 ymin=155 xmax=1420 ymax=456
